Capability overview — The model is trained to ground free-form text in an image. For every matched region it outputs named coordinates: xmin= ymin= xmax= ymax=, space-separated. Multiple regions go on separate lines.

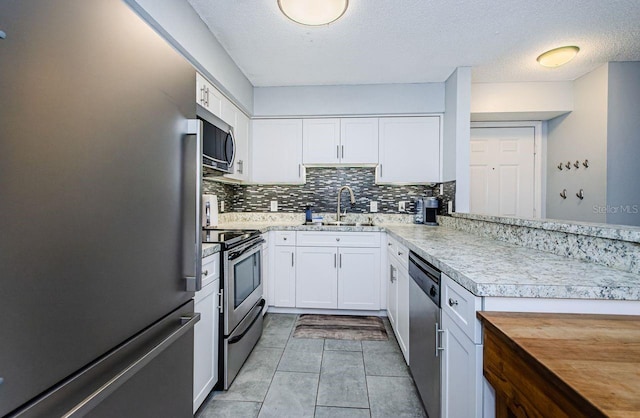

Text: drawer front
xmin=274 ymin=231 xmax=296 ymax=246
xmin=202 ymin=253 xmax=220 ymax=288
xmin=386 ymin=236 xmax=408 ymax=268
xmin=296 ymin=231 xmax=380 ymax=247
xmin=442 ymin=273 xmax=482 ymax=343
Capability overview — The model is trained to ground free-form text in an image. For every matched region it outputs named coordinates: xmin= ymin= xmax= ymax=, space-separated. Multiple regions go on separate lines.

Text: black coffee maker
xmin=423 ymin=197 xmax=439 ymax=226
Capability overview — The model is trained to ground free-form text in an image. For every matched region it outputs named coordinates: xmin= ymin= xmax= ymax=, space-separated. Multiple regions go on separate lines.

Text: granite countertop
xmin=213 ymin=221 xmax=640 ymax=301
xmin=202 ymin=243 xmax=222 ymax=258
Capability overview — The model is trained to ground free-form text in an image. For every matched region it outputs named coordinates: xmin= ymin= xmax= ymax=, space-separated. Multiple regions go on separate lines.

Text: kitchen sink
xmin=302 ymin=221 xmax=375 ymax=227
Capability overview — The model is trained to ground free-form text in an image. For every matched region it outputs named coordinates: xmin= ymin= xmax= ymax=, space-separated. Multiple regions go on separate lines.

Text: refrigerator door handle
xmin=63 ymin=313 xmax=201 ymax=418
xmin=184 ymin=119 xmax=203 ymax=292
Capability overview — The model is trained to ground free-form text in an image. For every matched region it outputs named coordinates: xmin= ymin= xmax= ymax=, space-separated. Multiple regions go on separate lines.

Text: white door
xmin=441 ymin=313 xmax=483 ymax=418
xmin=251 ymin=119 xmax=304 ymax=184
xmin=295 ymin=246 xmax=338 ymax=309
xmin=378 ymin=117 xmax=440 ymax=183
xmin=395 ymin=264 xmax=410 ymax=362
xmin=273 ymin=246 xmax=296 ymax=307
xmin=302 ymin=118 xmax=340 ymax=164
xmin=340 ymin=118 xmax=379 ymax=164
xmin=193 ymin=278 xmax=219 ymax=412
xmin=470 ymin=127 xmax=535 ymax=218
xmin=337 ymin=247 xmax=381 ymax=310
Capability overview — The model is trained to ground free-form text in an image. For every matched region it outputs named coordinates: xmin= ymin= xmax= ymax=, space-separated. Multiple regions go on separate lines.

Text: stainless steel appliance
xmin=0 ymin=1 xmax=201 ymax=416
xmin=409 ymin=251 xmax=443 ymax=418
xmin=202 ymin=229 xmax=265 ymax=389
xmin=424 ymin=197 xmax=439 ymax=226
xmin=199 ymin=110 xmax=236 ymax=174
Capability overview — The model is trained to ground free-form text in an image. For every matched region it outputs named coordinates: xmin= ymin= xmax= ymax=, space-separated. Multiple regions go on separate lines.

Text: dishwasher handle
xmin=435 ymin=322 xmax=445 ymax=357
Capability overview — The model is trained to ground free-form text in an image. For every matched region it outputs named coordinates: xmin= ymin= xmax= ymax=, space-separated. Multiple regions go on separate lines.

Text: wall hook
xmin=576 ymin=189 xmax=584 ymax=200
xmin=560 ymin=189 xmax=567 ymax=199
xmin=573 ymin=160 xmax=580 ymax=169
xmin=557 ymin=163 xmax=563 ymax=171
xmin=565 ymin=161 xmax=571 ymax=170
xmin=582 ymin=159 xmax=589 ymax=168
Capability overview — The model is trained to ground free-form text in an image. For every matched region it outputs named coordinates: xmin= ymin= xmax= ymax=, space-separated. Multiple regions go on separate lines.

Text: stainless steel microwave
xmin=200 ymin=116 xmax=235 ymax=174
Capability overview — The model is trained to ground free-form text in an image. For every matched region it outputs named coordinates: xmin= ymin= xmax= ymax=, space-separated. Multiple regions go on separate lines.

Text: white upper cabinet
xmin=377 ymin=116 xmax=441 ymax=184
xmin=340 ymin=118 xmax=379 ymax=164
xmin=303 ymin=119 xmax=341 ymax=164
xmin=222 ymin=98 xmax=250 ymax=182
xmin=251 ymin=119 xmax=304 ymax=184
xmin=195 ymin=73 xmax=222 ymax=119
xmin=303 ymin=118 xmax=378 ymax=165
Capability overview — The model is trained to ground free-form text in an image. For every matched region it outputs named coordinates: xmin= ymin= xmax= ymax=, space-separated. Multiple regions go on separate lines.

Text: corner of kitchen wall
xmin=124 ymin=0 xmax=254 ymax=114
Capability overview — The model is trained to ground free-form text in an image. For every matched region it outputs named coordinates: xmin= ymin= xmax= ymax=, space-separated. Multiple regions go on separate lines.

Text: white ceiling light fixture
xmin=537 ymin=46 xmax=580 ymax=68
xmin=278 ymin=0 xmax=349 ymax=26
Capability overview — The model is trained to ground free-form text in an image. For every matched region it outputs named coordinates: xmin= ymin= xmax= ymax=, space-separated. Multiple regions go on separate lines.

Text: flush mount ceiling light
xmin=537 ymin=46 xmax=580 ymax=68
xmin=278 ymin=0 xmax=348 ymax=26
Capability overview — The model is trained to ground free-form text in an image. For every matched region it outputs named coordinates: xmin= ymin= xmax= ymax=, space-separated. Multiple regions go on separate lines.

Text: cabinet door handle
xmin=238 ymin=159 xmax=243 ymax=174
xmin=339 ymin=254 xmax=342 ymax=268
xmin=291 ymin=252 xmax=294 ymax=267
xmin=379 ymin=164 xmax=382 ymax=177
xmin=448 ymin=298 xmax=459 ymax=307
xmin=341 ymin=145 xmax=344 ymax=158
xmin=200 ymin=86 xmax=206 ymax=104
xmin=389 ymin=265 xmax=396 ymax=283
xmin=334 ymin=253 xmax=337 ymax=268
xmin=337 ymin=145 xmax=340 ymax=159
xmin=397 ymin=251 xmax=403 ymax=256
xmin=205 ymin=88 xmax=210 ymax=107
xmin=218 ymin=289 xmax=224 ymax=313
xmin=435 ymin=322 xmax=445 ymax=357
xmin=202 ymin=270 xmax=208 ymax=276
xmin=298 ymin=164 xmax=301 ymax=177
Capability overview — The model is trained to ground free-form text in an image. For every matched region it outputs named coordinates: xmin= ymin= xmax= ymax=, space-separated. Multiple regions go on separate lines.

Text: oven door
xmin=224 ymin=238 xmax=264 ymax=334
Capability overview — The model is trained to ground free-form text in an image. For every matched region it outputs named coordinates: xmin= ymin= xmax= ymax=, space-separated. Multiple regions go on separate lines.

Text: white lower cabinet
xmin=338 ymin=247 xmax=381 ymax=310
xmin=295 ymin=246 xmax=381 ymax=310
xmin=193 ymin=277 xmax=219 ymax=413
xmin=273 ymin=246 xmax=296 ymax=307
xmin=387 ymin=238 xmax=410 ymax=363
xmin=296 ymin=246 xmax=338 ymax=308
xmin=442 ymin=311 xmax=483 ymax=418
xmin=441 ymin=273 xmax=483 ymax=418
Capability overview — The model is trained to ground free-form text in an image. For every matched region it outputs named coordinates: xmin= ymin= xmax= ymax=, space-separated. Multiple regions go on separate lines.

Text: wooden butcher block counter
xmin=477 ymin=312 xmax=640 ymax=418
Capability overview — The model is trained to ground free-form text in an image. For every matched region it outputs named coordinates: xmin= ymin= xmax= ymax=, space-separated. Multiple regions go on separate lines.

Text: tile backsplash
xmin=203 ymin=167 xmax=455 ymax=215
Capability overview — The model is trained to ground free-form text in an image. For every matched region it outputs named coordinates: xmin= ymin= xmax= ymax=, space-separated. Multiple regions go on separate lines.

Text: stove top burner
xmin=202 ymin=228 xmax=261 ymax=248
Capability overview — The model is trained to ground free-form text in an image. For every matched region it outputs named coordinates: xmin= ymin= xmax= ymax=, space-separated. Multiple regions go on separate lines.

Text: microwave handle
xmin=184 ymin=119 xmax=203 ymax=292
xmin=225 ymin=130 xmax=236 ymax=166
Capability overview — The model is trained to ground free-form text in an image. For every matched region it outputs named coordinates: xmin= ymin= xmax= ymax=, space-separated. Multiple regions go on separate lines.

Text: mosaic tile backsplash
xmin=203 ymin=167 xmax=455 ymax=216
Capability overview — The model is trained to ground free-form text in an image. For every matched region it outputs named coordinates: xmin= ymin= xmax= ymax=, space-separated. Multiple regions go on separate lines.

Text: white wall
xmin=547 ymin=64 xmax=608 ymax=222
xmin=253 ymin=83 xmax=445 ymax=117
xmin=471 ymin=82 xmax=573 ymax=121
xmin=606 ymin=62 xmax=640 ymax=226
xmin=444 ymin=68 xmax=471 ymax=211
xmin=124 ymin=0 xmax=253 ymax=113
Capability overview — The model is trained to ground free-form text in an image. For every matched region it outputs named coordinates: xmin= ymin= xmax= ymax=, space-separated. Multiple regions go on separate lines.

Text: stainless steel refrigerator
xmin=0 ymin=1 xmax=202 ymax=416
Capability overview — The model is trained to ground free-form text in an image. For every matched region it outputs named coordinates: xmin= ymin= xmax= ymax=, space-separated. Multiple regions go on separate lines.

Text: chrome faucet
xmin=336 ymin=186 xmax=356 ymax=223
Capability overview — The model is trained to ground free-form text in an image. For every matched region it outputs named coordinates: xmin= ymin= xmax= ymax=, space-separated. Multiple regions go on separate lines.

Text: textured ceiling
xmin=187 ymin=0 xmax=640 ymax=87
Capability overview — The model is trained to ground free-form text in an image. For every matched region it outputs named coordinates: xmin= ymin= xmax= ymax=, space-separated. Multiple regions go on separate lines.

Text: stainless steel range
xmin=202 ymin=229 xmax=265 ymax=389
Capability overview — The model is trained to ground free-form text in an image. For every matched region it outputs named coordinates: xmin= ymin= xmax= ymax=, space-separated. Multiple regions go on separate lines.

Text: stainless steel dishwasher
xmin=409 ymin=251 xmax=443 ymax=418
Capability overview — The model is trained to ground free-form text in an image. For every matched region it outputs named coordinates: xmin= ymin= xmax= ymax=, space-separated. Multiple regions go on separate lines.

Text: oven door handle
xmin=228 ymin=238 xmax=265 ymax=261
xmin=228 ymin=299 xmax=265 ymax=344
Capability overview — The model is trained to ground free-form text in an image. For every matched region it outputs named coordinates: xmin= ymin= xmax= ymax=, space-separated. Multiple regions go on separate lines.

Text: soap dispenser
xmin=305 ymin=204 xmax=313 ymax=223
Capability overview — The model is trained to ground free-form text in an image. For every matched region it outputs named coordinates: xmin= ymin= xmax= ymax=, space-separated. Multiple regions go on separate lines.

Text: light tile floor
xmin=197 ymin=314 xmax=427 ymax=418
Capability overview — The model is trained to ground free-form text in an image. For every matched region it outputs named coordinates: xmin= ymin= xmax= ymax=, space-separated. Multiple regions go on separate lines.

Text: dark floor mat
xmin=293 ymin=314 xmax=388 ymax=341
